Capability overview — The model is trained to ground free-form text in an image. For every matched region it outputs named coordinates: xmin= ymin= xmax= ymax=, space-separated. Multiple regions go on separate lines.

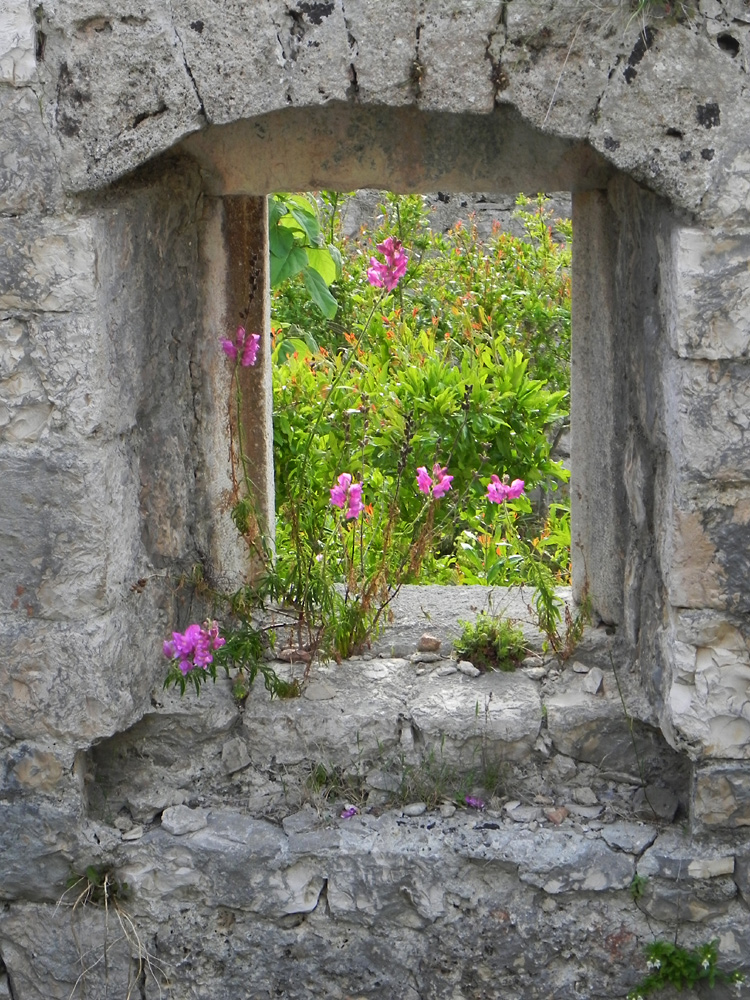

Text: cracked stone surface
xmin=4 ymin=1 xmax=750 ymax=995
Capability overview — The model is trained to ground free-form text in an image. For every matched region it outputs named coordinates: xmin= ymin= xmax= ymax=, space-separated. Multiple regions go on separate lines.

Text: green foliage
xmin=627 ymin=940 xmax=744 ymax=999
xmin=274 ymin=191 xmax=572 ymax=394
xmin=453 ymin=612 xmax=526 ymax=672
xmin=630 ymin=872 xmax=649 ymax=901
xmin=269 ymin=193 xmax=341 ymax=318
xmin=272 ymin=191 xmax=571 ymax=592
xmin=261 ymin=190 xmax=574 ymax=660
xmin=163 ymin=618 xmax=299 ymax=699
xmin=67 ymin=866 xmax=129 ymax=907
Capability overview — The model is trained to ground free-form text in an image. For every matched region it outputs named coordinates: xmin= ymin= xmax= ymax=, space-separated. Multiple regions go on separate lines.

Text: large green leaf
xmin=271 ymin=246 xmax=308 ymax=287
xmin=305 ymin=246 xmax=338 ymax=286
xmin=302 ymin=266 xmax=338 ymax=319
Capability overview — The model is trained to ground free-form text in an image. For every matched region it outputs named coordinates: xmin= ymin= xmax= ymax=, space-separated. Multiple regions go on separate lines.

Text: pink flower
xmin=330 ymin=472 xmax=351 ymax=510
xmin=330 ymin=473 xmax=364 ymax=520
xmin=221 ymin=327 xmax=260 ymax=367
xmin=487 ymin=475 xmax=525 ymax=504
xmin=367 ymin=237 xmax=408 ymax=292
xmin=431 ymin=463 xmax=453 ymax=499
xmin=465 ymin=795 xmax=485 ymax=811
xmin=346 ymin=482 xmax=364 ymax=520
xmin=416 ymin=462 xmax=453 ymax=499
xmin=416 ymin=466 xmax=432 ymax=495
xmin=163 ymin=620 xmax=225 ymax=675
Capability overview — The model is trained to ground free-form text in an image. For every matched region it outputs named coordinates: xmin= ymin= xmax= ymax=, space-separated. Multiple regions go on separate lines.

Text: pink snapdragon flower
xmin=163 ymin=620 xmax=225 ymax=675
xmin=221 ymin=326 xmax=261 ymax=367
xmin=416 ymin=463 xmax=453 ymax=499
xmin=367 ymin=237 xmax=408 ymax=292
xmin=487 ymin=476 xmax=525 ymax=504
xmin=330 ymin=473 xmax=364 ymax=520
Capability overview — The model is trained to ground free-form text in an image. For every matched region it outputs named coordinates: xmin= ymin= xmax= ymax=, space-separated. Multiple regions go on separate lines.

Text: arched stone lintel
xmin=180 ymin=103 xmax=614 ymax=197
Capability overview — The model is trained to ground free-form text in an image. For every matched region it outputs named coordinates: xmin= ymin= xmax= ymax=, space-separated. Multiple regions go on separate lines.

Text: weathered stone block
xmin=692 ymin=762 xmax=750 ymax=830
xmin=0 ymin=592 xmax=171 ymax=744
xmin=409 ymin=671 xmax=542 ymax=764
xmin=44 ymin=8 xmax=203 ymax=189
xmin=0 ymin=444 xmax=143 ymax=621
xmin=343 ymin=0 xmax=420 ymax=106
xmin=0 ymin=903 xmax=136 ymax=1000
xmin=638 ymin=830 xmax=735 ymax=880
xmin=0 ymin=0 xmax=35 ymax=84
xmin=0 ymin=88 xmax=62 ymax=215
xmin=173 ymin=0 xmax=351 ymax=125
xmin=664 ymin=226 xmax=750 ymax=360
xmin=636 ymin=878 xmax=738 ymax=924
xmin=418 ymin=0 xmax=497 ymax=113
xmin=664 ymin=356 xmax=750 ymax=482
xmin=660 ymin=610 xmax=750 ymax=760
xmin=545 ymin=667 xmax=685 ymax=785
xmin=0 ymin=217 xmax=97 ymax=312
xmin=660 ymin=483 xmax=750 ymax=614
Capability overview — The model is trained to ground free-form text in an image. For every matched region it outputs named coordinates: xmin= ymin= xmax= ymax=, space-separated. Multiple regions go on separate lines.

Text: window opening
xmin=268 ymin=189 xmax=573 ymax=656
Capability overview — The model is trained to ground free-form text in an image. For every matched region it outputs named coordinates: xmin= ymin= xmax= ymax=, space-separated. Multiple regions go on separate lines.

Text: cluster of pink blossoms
xmin=163 ymin=621 xmax=225 ymax=676
xmin=221 ymin=326 xmax=260 ymax=367
xmin=487 ymin=476 xmax=525 ymax=504
xmin=367 ymin=237 xmax=408 ymax=292
xmin=330 ymin=473 xmax=365 ymax=520
xmin=416 ymin=463 xmax=453 ymax=499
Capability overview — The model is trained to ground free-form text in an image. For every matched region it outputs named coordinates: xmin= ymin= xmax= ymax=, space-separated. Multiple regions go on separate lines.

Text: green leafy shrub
xmin=628 ymin=939 xmax=744 ymax=999
xmin=453 ymin=613 xmax=526 ymax=672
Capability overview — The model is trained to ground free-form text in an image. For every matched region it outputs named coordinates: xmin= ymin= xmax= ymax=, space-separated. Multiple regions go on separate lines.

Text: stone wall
xmin=2 ymin=0 xmax=750 ymax=995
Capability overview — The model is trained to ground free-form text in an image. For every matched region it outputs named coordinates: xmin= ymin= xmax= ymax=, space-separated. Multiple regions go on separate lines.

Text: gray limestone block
xmin=417 ymin=0 xmax=498 ymax=114
xmin=660 ymin=481 xmax=750 ymax=615
xmin=692 ymin=762 xmax=750 ymax=830
xmin=171 ymin=0 xmax=352 ymax=124
xmin=0 ymin=1 xmax=36 ymax=84
xmin=369 ymin=584 xmax=553 ymax=658
xmin=0 ymin=796 xmax=83 ymax=903
xmin=161 ymin=804 xmax=208 ymax=835
xmin=0 ymin=590 xmax=172 ymax=745
xmin=637 ymin=829 xmax=735 ymax=881
xmin=501 ymin=0 xmax=614 ymax=141
xmin=241 ymin=657 xmax=414 ymax=770
xmin=41 ymin=5 xmax=204 ymax=190
xmin=342 ymin=0 xmax=420 ymax=106
xmin=409 ymin=670 xmax=542 ymax=765
xmin=591 ymin=21 xmax=744 ymax=225
xmin=221 ymin=736 xmax=251 ymax=774
xmin=0 ymin=902 xmax=137 ymax=1000
xmin=0 ymin=216 xmax=97 ymax=312
xmin=0 ymin=87 xmax=63 ymax=215
xmin=664 ymin=226 xmax=750 ymax=360
xmin=545 ymin=667 xmax=687 ymax=788
xmin=637 ymin=877 xmax=738 ymax=924
xmin=665 ymin=355 xmax=750 ymax=483
xmin=601 ymin=821 xmax=657 ymax=856
xmin=0 ymin=444 xmax=143 ymax=622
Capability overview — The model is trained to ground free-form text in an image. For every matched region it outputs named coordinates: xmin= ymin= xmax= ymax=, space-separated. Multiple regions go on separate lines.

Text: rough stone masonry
xmin=2 ymin=0 xmax=750 ymax=996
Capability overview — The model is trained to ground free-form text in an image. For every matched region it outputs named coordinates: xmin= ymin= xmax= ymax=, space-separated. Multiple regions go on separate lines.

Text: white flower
xmin=702 ymin=958 xmax=711 ymax=971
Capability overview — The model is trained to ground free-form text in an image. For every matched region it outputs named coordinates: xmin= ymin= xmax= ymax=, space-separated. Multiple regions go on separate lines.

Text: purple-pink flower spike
xmin=367 ymin=236 xmax=408 ymax=292
xmin=416 ymin=463 xmax=452 ymax=499
xmin=163 ymin=620 xmax=225 ymax=675
xmin=330 ymin=473 xmax=364 ymax=520
xmin=431 ymin=463 xmax=453 ymax=499
xmin=416 ymin=466 xmax=432 ymax=495
xmin=487 ymin=475 xmax=525 ymax=504
xmin=221 ymin=326 xmax=260 ymax=367
xmin=465 ymin=795 xmax=485 ymax=811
